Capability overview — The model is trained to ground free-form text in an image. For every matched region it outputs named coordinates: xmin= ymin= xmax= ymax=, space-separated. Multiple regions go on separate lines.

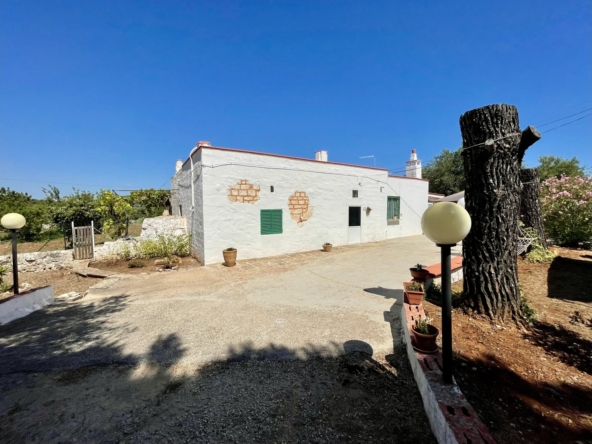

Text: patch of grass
xmin=127 ymin=259 xmax=146 ymax=268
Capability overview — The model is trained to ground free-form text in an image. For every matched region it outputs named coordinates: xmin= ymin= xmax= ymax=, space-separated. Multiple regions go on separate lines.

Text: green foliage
xmin=131 ymin=234 xmax=191 ymax=260
xmin=520 ymin=226 xmax=556 ymax=263
xmin=44 ymin=186 xmax=102 ymax=239
xmin=323 ymin=242 xmax=332 ymax=246
xmin=519 ymin=286 xmax=537 ymax=325
xmin=128 ymin=189 xmax=171 ymax=218
xmin=422 ymin=149 xmax=465 ymax=195
xmin=0 ymin=265 xmax=11 ymax=292
xmin=0 ymin=187 xmax=49 ymax=241
xmin=224 ymin=247 xmax=236 ymax=252
xmin=540 ymin=175 xmax=592 ymax=246
xmin=424 ymin=282 xmax=463 ymax=308
xmin=406 ymin=282 xmax=423 ymax=292
xmin=96 ymin=190 xmax=133 ymax=238
xmin=127 ymin=259 xmax=146 ymax=268
xmin=120 ymin=243 xmax=132 ymax=260
xmin=537 ymin=155 xmax=586 ymax=181
xmin=414 ymin=317 xmax=433 ymax=334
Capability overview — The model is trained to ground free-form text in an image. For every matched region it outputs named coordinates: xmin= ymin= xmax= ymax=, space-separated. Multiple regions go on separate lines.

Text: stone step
xmin=73 ymin=267 xmax=114 ymax=279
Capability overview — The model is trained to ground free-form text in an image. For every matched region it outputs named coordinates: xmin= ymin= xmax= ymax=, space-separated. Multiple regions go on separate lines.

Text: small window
xmin=270 ymin=186 xmax=274 ymax=192
xmin=261 ymin=209 xmax=283 ymax=235
xmin=179 ymin=205 xmax=183 ymax=216
xmin=352 ymin=190 xmax=359 ymax=198
xmin=387 ymin=197 xmax=400 ymax=225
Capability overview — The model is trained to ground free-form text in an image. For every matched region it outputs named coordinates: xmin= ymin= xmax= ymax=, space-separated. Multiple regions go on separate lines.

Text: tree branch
xmin=518 ymin=126 xmax=541 ymax=163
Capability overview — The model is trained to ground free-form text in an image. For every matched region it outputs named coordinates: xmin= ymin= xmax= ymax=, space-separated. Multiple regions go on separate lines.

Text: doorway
xmin=348 ymin=206 xmax=361 ymax=244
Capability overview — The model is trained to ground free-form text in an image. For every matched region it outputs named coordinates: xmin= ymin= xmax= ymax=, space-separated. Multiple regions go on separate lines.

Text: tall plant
xmin=96 ymin=190 xmax=133 ymax=238
xmin=540 ymin=175 xmax=592 ymax=246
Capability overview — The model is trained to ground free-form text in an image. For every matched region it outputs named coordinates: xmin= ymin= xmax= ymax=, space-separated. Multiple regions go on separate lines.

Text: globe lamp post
xmin=1 ymin=213 xmax=26 ymax=295
xmin=421 ymin=202 xmax=471 ymax=383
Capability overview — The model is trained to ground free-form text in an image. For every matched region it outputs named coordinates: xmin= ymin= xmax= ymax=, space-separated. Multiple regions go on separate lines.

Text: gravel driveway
xmin=0 ymin=236 xmax=453 ymax=442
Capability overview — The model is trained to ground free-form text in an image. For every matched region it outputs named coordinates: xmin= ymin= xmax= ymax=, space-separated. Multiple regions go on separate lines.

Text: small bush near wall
xmin=115 ymin=234 xmax=191 ymax=260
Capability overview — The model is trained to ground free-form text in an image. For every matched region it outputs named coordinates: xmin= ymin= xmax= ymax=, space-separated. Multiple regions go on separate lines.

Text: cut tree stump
xmin=520 ymin=168 xmax=547 ymax=249
xmin=459 ymin=104 xmax=541 ymax=321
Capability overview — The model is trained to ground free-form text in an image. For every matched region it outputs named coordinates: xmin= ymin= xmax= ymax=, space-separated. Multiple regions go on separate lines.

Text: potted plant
xmin=410 ymin=263 xmax=430 ymax=280
xmin=322 ymin=242 xmax=332 ymax=252
xmin=223 ymin=247 xmax=237 ymax=267
xmin=404 ymin=281 xmax=424 ymax=305
xmin=411 ymin=317 xmax=439 ymax=353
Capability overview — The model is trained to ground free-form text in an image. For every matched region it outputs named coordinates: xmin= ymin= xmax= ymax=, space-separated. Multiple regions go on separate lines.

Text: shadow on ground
xmin=547 ymin=256 xmax=592 ymax=302
xmin=364 ymin=287 xmax=399 ymax=300
xmin=455 ymin=343 xmax=592 ymax=443
xmin=0 ymin=295 xmax=434 ymax=443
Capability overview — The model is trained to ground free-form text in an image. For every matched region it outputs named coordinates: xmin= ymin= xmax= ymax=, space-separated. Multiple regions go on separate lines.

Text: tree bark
xmin=460 ymin=104 xmax=540 ymax=321
xmin=520 ymin=168 xmax=547 ymax=249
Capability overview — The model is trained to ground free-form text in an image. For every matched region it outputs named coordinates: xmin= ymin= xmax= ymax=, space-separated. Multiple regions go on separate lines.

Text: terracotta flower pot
xmin=322 ymin=244 xmax=332 ymax=252
xmin=410 ymin=267 xmax=431 ymax=281
xmin=404 ymin=281 xmax=424 ymax=305
xmin=223 ymin=249 xmax=237 ymax=267
xmin=411 ymin=324 xmax=439 ymax=353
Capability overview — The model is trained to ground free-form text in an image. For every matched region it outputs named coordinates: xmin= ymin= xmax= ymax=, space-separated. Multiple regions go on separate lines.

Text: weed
xmin=519 ymin=286 xmax=538 ymax=325
xmin=127 ymin=259 xmax=146 ymax=268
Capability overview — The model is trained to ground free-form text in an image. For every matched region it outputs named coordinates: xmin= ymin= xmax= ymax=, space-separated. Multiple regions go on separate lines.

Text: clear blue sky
xmin=1 ymin=0 xmax=590 ymax=198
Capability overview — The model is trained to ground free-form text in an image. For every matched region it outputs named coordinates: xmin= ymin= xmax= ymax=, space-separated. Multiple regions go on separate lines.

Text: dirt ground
xmin=1 ymin=269 xmax=102 ymax=300
xmin=425 ymin=247 xmax=592 ymax=444
xmin=0 ymin=350 xmax=435 ymax=443
xmin=90 ymin=256 xmax=203 ymax=274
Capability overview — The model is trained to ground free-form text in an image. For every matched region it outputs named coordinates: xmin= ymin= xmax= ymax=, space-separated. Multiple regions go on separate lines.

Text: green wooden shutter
xmin=261 ymin=209 xmax=283 ymax=235
xmin=387 ymin=197 xmax=400 ymax=219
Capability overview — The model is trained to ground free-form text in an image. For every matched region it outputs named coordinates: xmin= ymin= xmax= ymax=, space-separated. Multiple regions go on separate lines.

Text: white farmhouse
xmin=171 ymin=142 xmax=429 ymax=265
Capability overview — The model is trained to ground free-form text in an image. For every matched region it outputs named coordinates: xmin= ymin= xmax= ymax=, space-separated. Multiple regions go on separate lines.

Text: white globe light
xmin=1 ymin=213 xmax=26 ymax=230
xmin=457 ymin=197 xmax=466 ymax=208
xmin=421 ymin=202 xmax=471 ymax=245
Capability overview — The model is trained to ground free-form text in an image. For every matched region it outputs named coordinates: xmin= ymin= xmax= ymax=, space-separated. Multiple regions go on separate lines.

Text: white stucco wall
xmin=171 ymin=147 xmax=430 ymax=265
xmin=386 ymin=175 xmax=429 ymax=239
xmin=0 ymin=286 xmax=54 ymax=325
xmin=171 ymin=150 xmax=205 ymax=263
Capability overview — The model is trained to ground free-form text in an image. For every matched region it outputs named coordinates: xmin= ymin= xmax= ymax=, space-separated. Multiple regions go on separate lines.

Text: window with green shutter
xmin=387 ymin=197 xmax=400 ymax=223
xmin=260 ymin=209 xmax=283 ymax=235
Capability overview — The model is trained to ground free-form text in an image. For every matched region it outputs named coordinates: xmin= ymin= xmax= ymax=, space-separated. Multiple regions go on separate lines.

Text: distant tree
xmin=422 ymin=149 xmax=465 ymax=195
xmin=0 ymin=187 xmax=48 ymax=241
xmin=96 ymin=190 xmax=133 ymax=238
xmin=537 ymin=155 xmax=585 ymax=180
xmin=43 ymin=187 xmax=102 ymax=241
xmin=128 ymin=189 xmax=171 ymax=218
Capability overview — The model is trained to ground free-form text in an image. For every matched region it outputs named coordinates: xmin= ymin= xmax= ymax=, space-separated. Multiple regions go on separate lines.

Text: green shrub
xmin=406 ymin=282 xmax=423 ymax=291
xmin=520 ymin=288 xmax=538 ymax=326
xmin=424 ymin=282 xmax=462 ymax=308
xmin=120 ymin=243 xmax=132 ymax=260
xmin=127 ymin=259 xmax=146 ymax=268
xmin=521 ymin=226 xmax=556 ymax=263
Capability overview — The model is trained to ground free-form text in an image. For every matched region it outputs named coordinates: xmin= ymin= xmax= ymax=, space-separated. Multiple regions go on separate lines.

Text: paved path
xmin=0 ymin=236 xmax=460 ymax=373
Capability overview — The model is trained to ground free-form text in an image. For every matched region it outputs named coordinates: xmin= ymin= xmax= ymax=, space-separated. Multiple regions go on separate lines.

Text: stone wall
xmin=0 ymin=250 xmax=73 ymax=273
xmin=140 ymin=215 xmax=187 ymax=240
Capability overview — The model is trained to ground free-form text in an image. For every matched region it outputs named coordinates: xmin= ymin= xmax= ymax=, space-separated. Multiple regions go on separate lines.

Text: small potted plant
xmin=404 ymin=281 xmax=424 ymax=305
xmin=223 ymin=247 xmax=237 ymax=267
xmin=410 ymin=263 xmax=430 ymax=280
xmin=411 ymin=317 xmax=439 ymax=353
xmin=322 ymin=242 xmax=332 ymax=252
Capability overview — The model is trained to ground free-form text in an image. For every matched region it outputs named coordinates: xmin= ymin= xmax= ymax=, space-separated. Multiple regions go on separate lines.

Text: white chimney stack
xmin=315 ymin=150 xmax=328 ymax=162
xmin=175 ymin=159 xmax=183 ymax=173
xmin=405 ymin=149 xmax=422 ymax=178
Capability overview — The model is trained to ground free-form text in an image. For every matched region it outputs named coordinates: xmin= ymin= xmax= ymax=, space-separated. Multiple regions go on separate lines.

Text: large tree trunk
xmin=520 ymin=168 xmax=547 ymax=248
xmin=460 ymin=104 xmax=540 ymax=321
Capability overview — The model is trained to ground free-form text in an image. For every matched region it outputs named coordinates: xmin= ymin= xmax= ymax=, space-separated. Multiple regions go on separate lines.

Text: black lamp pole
xmin=11 ymin=229 xmax=19 ymax=294
xmin=437 ymin=243 xmax=455 ymax=383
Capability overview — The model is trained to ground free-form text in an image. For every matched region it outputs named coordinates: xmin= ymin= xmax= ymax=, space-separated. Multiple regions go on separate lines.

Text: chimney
xmin=175 ymin=160 xmax=183 ymax=173
xmin=196 ymin=141 xmax=211 ymax=147
xmin=405 ymin=149 xmax=422 ymax=179
xmin=315 ymin=150 xmax=328 ymax=162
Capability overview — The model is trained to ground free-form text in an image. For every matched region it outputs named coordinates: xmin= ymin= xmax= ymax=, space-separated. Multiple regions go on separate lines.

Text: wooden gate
xmin=72 ymin=221 xmax=95 ymax=260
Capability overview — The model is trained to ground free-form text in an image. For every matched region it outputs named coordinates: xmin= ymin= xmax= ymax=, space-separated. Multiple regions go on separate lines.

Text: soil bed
xmin=89 ymin=256 xmax=202 ymax=274
xmin=424 ymin=247 xmax=592 ymax=444
xmin=1 ymin=269 xmax=102 ymax=300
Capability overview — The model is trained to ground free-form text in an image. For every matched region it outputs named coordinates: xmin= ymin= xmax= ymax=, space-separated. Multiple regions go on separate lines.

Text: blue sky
xmin=1 ymin=0 xmax=590 ymax=198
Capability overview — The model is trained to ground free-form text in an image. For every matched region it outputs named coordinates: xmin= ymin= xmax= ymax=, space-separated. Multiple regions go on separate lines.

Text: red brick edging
xmin=402 ymin=302 xmax=496 ymax=444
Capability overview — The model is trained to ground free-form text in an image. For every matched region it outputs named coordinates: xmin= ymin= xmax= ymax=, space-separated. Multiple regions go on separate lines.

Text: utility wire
xmin=541 ymin=112 xmax=592 ymax=133
xmin=536 ymin=108 xmax=592 ymax=127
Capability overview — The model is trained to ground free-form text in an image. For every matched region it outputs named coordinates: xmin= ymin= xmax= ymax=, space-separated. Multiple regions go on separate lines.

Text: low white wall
xmin=0 ymin=286 xmax=54 ymax=325
xmin=140 ymin=216 xmax=187 ymax=239
xmin=0 ymin=250 xmax=73 ymax=273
